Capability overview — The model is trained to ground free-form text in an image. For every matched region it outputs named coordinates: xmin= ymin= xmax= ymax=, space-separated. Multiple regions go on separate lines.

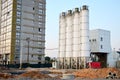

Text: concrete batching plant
xmin=59 ymin=5 xmax=90 ymax=69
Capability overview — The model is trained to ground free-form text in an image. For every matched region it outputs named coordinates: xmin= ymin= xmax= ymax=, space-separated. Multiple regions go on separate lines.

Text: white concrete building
xmin=59 ymin=5 xmax=90 ymax=69
xmin=90 ymin=29 xmax=111 ymax=53
xmin=107 ymin=50 xmax=119 ymax=67
xmin=90 ymin=29 xmax=112 ymax=67
xmin=0 ymin=0 xmax=46 ymax=64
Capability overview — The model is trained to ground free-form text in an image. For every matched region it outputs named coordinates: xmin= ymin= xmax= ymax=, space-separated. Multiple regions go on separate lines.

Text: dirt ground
xmin=0 ymin=67 xmax=120 ymax=79
xmin=73 ymin=67 xmax=120 ymax=79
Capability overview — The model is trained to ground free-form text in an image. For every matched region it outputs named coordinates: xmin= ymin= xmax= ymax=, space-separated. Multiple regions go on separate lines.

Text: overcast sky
xmin=45 ymin=0 xmax=120 ymax=57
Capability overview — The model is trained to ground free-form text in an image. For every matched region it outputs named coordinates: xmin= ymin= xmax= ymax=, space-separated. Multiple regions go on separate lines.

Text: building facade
xmin=59 ymin=5 xmax=90 ymax=69
xmin=89 ymin=29 xmax=112 ymax=67
xmin=0 ymin=0 xmax=46 ymax=64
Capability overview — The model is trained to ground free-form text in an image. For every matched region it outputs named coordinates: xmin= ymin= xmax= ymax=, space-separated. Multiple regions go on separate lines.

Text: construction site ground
xmin=0 ymin=67 xmax=120 ymax=80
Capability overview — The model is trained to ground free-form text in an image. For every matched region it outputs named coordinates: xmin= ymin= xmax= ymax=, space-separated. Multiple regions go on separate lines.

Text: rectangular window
xmin=101 ymin=45 xmax=103 ymax=49
xmin=39 ymin=3 xmax=43 ymax=8
xmin=16 ymin=18 xmax=21 ymax=24
xmin=38 ymin=42 xmax=42 ymax=45
xmin=38 ymin=10 xmax=43 ymax=14
xmin=38 ymin=28 xmax=42 ymax=32
xmin=17 ymin=11 xmax=21 ymax=17
xmin=101 ymin=37 xmax=103 ymax=41
xmin=17 ymin=4 xmax=21 ymax=10
xmin=16 ymin=25 xmax=21 ymax=30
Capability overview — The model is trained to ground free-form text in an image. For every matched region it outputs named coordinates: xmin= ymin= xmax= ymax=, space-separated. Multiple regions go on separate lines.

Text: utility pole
xmin=19 ymin=42 xmax=23 ymax=69
xmin=26 ymin=37 xmax=30 ymax=65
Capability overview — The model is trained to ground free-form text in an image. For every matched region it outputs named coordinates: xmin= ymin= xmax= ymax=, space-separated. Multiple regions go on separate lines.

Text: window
xmin=39 ymin=22 xmax=42 ymax=27
xmin=7 ymin=11 xmax=10 ymax=15
xmin=38 ymin=10 xmax=43 ymax=14
xmin=17 ymin=11 xmax=21 ymax=17
xmin=31 ymin=55 xmax=33 ymax=58
xmin=16 ymin=18 xmax=21 ymax=24
xmin=38 ymin=36 xmax=42 ymax=40
xmin=33 ymin=7 xmax=35 ymax=10
xmin=101 ymin=45 xmax=103 ymax=49
xmin=39 ymin=3 xmax=43 ymax=8
xmin=89 ymin=40 xmax=91 ymax=42
xmin=17 ymin=4 xmax=21 ymax=10
xmin=38 ymin=28 xmax=42 ymax=32
xmin=16 ymin=25 xmax=21 ymax=30
xmin=101 ymin=37 xmax=103 ymax=41
xmin=38 ymin=42 xmax=42 ymax=45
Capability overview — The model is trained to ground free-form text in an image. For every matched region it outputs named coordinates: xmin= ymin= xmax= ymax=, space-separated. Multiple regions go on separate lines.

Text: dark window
xmin=38 ymin=28 xmax=42 ymax=32
xmin=101 ymin=45 xmax=103 ymax=49
xmin=89 ymin=40 xmax=91 ymax=42
xmin=101 ymin=37 xmax=103 ymax=41
xmin=94 ymin=39 xmax=96 ymax=41
xmin=31 ymin=55 xmax=33 ymax=58
xmin=33 ymin=7 xmax=35 ymax=10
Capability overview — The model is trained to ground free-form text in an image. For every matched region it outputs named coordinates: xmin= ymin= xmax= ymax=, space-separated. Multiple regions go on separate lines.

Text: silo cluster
xmin=59 ymin=5 xmax=90 ymax=69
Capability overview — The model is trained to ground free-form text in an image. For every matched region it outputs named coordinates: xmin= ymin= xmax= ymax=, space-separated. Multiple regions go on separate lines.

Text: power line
xmin=45 ymin=48 xmax=58 ymax=50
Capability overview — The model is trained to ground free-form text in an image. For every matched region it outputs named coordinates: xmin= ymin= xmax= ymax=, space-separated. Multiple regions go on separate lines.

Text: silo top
xmin=67 ymin=10 xmax=72 ymax=15
xmin=82 ymin=5 xmax=88 ymax=10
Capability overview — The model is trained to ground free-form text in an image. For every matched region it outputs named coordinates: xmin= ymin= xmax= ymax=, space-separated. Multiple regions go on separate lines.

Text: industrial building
xmin=59 ymin=5 xmax=90 ymax=69
xmin=0 ymin=0 xmax=46 ymax=64
xmin=58 ymin=5 xmax=114 ymax=69
xmin=90 ymin=29 xmax=111 ymax=67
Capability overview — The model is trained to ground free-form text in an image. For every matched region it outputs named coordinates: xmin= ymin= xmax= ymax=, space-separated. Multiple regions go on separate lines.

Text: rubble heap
xmin=73 ymin=68 xmax=120 ymax=79
xmin=0 ymin=73 xmax=14 ymax=79
xmin=17 ymin=71 xmax=51 ymax=79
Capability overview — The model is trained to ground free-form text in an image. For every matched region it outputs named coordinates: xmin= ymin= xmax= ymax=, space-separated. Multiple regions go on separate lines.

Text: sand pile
xmin=0 ymin=73 xmax=14 ymax=79
xmin=73 ymin=68 xmax=120 ymax=79
xmin=17 ymin=71 xmax=51 ymax=79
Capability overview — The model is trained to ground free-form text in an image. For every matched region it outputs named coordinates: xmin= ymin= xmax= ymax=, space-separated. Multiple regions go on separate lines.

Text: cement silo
xmin=65 ymin=10 xmax=73 ymax=69
xmin=59 ymin=5 xmax=90 ymax=69
xmin=59 ymin=12 xmax=66 ymax=69
xmin=80 ymin=5 xmax=90 ymax=68
xmin=72 ymin=8 xmax=80 ymax=69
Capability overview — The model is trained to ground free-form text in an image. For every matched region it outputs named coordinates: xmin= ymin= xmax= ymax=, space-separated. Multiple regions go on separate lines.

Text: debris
xmin=73 ymin=68 xmax=120 ymax=79
xmin=17 ymin=71 xmax=51 ymax=79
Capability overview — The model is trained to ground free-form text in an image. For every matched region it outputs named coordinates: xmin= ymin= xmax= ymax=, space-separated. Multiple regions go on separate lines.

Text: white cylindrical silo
xmin=59 ymin=12 xmax=66 ymax=58
xmin=79 ymin=9 xmax=82 ymax=58
xmin=59 ymin=12 xmax=66 ymax=69
xmin=65 ymin=10 xmax=73 ymax=69
xmin=65 ymin=10 xmax=72 ymax=58
xmin=80 ymin=5 xmax=90 ymax=57
xmin=73 ymin=8 xmax=80 ymax=58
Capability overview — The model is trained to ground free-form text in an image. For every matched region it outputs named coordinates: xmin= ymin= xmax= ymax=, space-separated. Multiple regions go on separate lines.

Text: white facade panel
xmin=60 ymin=28 xmax=66 ymax=34
xmin=81 ymin=37 xmax=89 ymax=43
xmin=81 ymin=44 xmax=90 ymax=50
xmin=73 ymin=38 xmax=79 ymax=44
xmin=60 ymin=34 xmax=65 ymax=39
xmin=73 ymin=45 xmax=80 ymax=51
xmin=66 ymin=52 xmax=72 ymax=57
xmin=59 ymin=40 xmax=66 ymax=46
xmin=66 ymin=46 xmax=72 ymax=51
xmin=73 ymin=51 xmax=79 ymax=57
xmin=59 ymin=52 xmax=65 ymax=58
xmin=73 ymin=32 xmax=79 ymax=38
xmin=81 ymin=51 xmax=90 ymax=57
xmin=81 ymin=30 xmax=89 ymax=36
